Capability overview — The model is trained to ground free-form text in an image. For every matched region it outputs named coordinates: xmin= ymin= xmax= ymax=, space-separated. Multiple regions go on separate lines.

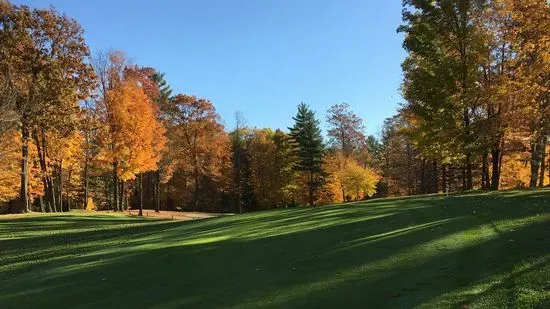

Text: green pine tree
xmin=289 ymin=103 xmax=325 ymax=206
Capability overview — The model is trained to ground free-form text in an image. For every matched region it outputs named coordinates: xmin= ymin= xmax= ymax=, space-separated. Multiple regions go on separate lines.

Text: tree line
xmin=0 ymin=1 xmax=379 ymax=213
xmin=0 ymin=0 xmax=548 ymax=214
xmin=381 ymin=0 xmax=549 ymax=196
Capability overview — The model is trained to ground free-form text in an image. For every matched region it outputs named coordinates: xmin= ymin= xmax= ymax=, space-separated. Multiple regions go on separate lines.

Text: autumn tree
xmin=340 ymin=159 xmax=379 ymax=201
xmin=498 ymin=0 xmax=550 ymax=188
xmin=0 ymin=2 xmax=95 ymax=212
xmin=92 ymin=52 xmax=166 ymax=212
xmin=97 ymin=76 xmax=166 ymax=214
xmin=230 ymin=112 xmax=256 ymax=213
xmin=325 ymin=103 xmax=369 ymax=199
xmin=166 ymin=94 xmax=229 ymax=211
xmin=248 ymin=128 xmax=299 ymax=210
xmin=326 ymin=103 xmax=366 ymax=158
xmin=400 ymin=0 xmax=490 ymax=191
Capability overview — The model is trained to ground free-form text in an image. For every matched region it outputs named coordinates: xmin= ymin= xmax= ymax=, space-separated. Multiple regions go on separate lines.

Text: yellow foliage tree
xmin=325 ymin=152 xmax=379 ymax=202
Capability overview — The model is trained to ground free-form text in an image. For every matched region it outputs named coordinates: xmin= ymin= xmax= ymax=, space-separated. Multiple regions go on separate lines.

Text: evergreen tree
xmin=289 ymin=103 xmax=325 ymax=206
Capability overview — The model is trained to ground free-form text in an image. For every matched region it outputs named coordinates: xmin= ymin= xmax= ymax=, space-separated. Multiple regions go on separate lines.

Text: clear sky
xmin=14 ymin=0 xmax=406 ymax=136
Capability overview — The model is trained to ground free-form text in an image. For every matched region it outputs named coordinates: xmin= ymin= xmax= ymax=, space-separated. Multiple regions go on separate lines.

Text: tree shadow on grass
xmin=0 ymin=191 xmax=549 ymax=308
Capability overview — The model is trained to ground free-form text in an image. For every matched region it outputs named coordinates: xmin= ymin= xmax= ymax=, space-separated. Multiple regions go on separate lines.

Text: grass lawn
xmin=1 ymin=190 xmax=550 ymax=308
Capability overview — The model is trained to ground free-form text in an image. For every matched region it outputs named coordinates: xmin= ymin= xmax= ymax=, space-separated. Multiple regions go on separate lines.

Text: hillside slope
xmin=1 ymin=190 xmax=550 ymax=308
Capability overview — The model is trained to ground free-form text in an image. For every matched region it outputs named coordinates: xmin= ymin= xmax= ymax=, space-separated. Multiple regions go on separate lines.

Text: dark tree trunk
xmin=420 ymin=159 xmax=427 ymax=194
xmin=167 ymin=181 xmax=173 ymax=211
xmin=491 ymin=147 xmax=502 ymax=190
xmin=50 ymin=175 xmax=57 ymax=212
xmin=465 ymin=155 xmax=473 ymax=190
xmin=308 ymin=170 xmax=314 ymax=206
xmin=104 ymin=177 xmax=110 ymax=211
xmin=538 ymin=136 xmax=547 ymax=187
xmin=33 ymin=129 xmax=53 ymax=212
xmin=155 ymin=171 xmax=160 ymax=213
xmin=84 ymin=155 xmax=89 ymax=210
xmin=67 ymin=170 xmax=71 ymax=211
xmin=462 ymin=167 xmax=466 ymax=191
xmin=193 ymin=165 xmax=200 ymax=211
xmin=138 ymin=173 xmax=144 ymax=216
xmin=39 ymin=196 xmax=45 ymax=213
xmin=405 ymin=142 xmax=414 ymax=195
xmin=481 ymin=151 xmax=490 ymax=190
xmin=58 ymin=162 xmax=63 ymax=212
xmin=463 ymin=108 xmax=473 ymax=190
xmin=113 ymin=162 xmax=119 ymax=211
xmin=442 ymin=163 xmax=448 ymax=193
xmin=432 ymin=160 xmax=438 ymax=193
xmin=120 ymin=180 xmax=125 ymax=211
xmin=19 ymin=117 xmax=30 ymax=213
xmin=530 ymin=137 xmax=542 ymax=188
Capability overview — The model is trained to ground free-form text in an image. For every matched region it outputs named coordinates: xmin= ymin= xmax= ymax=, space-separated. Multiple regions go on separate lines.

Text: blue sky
xmin=15 ymin=0 xmax=406 ymax=136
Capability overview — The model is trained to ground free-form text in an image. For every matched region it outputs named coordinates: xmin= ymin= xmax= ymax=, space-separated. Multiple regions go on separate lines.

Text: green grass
xmin=1 ymin=190 xmax=550 ymax=308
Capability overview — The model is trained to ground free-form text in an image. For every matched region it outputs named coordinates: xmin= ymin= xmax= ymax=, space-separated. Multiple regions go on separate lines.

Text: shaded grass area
xmin=1 ymin=190 xmax=550 ymax=308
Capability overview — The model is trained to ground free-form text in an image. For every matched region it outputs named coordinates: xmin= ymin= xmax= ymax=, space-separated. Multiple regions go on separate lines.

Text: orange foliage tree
xmin=165 ymin=94 xmax=230 ymax=211
xmin=97 ymin=77 xmax=166 ymax=213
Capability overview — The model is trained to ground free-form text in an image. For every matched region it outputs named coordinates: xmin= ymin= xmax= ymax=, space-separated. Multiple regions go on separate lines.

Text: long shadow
xmin=0 ymin=190 xmax=549 ymax=308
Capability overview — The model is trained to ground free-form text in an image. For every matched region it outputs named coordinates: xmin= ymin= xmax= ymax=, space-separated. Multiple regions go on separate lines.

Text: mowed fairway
xmin=1 ymin=191 xmax=550 ymax=309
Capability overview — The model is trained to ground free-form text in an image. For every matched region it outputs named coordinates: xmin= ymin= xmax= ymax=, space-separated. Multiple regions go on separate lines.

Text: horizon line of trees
xmin=0 ymin=0 xmax=548 ymax=214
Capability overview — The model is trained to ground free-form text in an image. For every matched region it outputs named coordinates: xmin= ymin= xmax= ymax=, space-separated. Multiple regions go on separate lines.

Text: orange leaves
xmin=164 ymin=94 xmax=230 ymax=207
xmin=99 ymin=78 xmax=166 ymax=180
xmin=0 ymin=130 xmax=20 ymax=203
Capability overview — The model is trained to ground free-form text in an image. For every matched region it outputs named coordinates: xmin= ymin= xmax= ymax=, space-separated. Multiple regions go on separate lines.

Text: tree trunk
xmin=481 ymin=151 xmax=490 ymax=190
xmin=104 ymin=177 xmax=110 ymax=211
xmin=442 ymin=163 xmax=448 ymax=194
xmin=491 ymin=147 xmax=502 ymax=190
xmin=538 ymin=136 xmax=547 ymax=187
xmin=167 ymin=181 xmax=173 ymax=211
xmin=113 ymin=162 xmax=119 ymax=211
xmin=308 ymin=170 xmax=314 ymax=207
xmin=19 ymin=118 xmax=30 ymax=213
xmin=405 ymin=142 xmax=414 ymax=195
xmin=155 ymin=171 xmax=160 ymax=213
xmin=420 ymin=159 xmax=427 ymax=194
xmin=530 ymin=137 xmax=542 ymax=188
xmin=194 ymin=165 xmax=199 ymax=211
xmin=461 ymin=166 xmax=466 ymax=191
xmin=51 ymin=177 xmax=57 ymax=212
xmin=39 ymin=195 xmax=45 ymax=213
xmin=466 ymin=156 xmax=473 ymax=190
xmin=33 ymin=129 xmax=53 ymax=212
xmin=120 ymin=180 xmax=125 ymax=211
xmin=342 ymin=187 xmax=346 ymax=203
xmin=67 ymin=170 xmax=71 ymax=211
xmin=84 ymin=153 xmax=89 ymax=210
xmin=463 ymin=107 xmax=473 ymax=191
xmin=138 ymin=173 xmax=144 ymax=216
xmin=58 ymin=162 xmax=63 ymax=212
xmin=432 ymin=160 xmax=438 ymax=193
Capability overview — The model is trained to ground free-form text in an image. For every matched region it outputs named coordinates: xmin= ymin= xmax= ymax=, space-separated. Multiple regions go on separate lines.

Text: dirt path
xmin=120 ymin=209 xmax=219 ymax=221
xmin=0 ymin=210 xmax=221 ymax=221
